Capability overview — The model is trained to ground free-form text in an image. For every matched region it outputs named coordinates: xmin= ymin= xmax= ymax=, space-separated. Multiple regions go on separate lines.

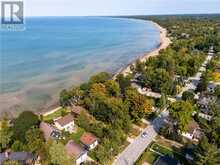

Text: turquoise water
xmin=0 ymin=17 xmax=160 ymax=114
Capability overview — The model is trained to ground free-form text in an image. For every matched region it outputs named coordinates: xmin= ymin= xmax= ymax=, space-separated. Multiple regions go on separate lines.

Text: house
xmin=80 ymin=133 xmax=98 ymax=150
xmin=154 ymin=155 xmax=179 ymax=165
xmin=181 ymin=120 xmax=203 ymax=142
xmin=40 ymin=122 xmax=61 ymax=141
xmin=70 ymin=105 xmax=84 ymax=117
xmin=65 ymin=140 xmax=87 ymax=165
xmin=197 ymin=94 xmax=216 ymax=115
xmin=0 ymin=152 xmax=36 ymax=165
xmin=54 ymin=114 xmax=75 ymax=133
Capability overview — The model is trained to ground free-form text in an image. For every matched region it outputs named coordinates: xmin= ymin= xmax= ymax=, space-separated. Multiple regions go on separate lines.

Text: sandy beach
xmin=113 ymin=21 xmax=172 ymax=79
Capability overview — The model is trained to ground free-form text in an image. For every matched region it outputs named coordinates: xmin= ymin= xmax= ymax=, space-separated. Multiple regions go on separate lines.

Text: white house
xmin=181 ymin=120 xmax=203 ymax=142
xmin=54 ymin=114 xmax=75 ymax=133
xmin=80 ymin=133 xmax=98 ymax=150
xmin=65 ymin=140 xmax=87 ymax=165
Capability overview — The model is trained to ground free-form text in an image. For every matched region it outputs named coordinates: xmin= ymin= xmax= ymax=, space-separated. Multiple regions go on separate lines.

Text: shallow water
xmin=0 ymin=17 xmax=160 ymax=115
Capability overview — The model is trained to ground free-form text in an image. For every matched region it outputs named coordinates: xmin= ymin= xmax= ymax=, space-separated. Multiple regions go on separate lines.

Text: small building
xmin=70 ymin=105 xmax=84 ymax=117
xmin=54 ymin=114 xmax=75 ymax=133
xmin=181 ymin=120 xmax=203 ymax=142
xmin=40 ymin=122 xmax=61 ymax=141
xmin=154 ymin=155 xmax=179 ymax=165
xmin=65 ymin=140 xmax=87 ymax=165
xmin=197 ymin=94 xmax=217 ymax=115
xmin=80 ymin=133 xmax=98 ymax=150
xmin=0 ymin=152 xmax=36 ymax=165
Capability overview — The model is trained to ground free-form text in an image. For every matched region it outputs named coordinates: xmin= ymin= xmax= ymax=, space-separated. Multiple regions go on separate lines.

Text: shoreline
xmin=40 ymin=21 xmax=171 ymax=116
xmin=113 ymin=21 xmax=171 ymax=79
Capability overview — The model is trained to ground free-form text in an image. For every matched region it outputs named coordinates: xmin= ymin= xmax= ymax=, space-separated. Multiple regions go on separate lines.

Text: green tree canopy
xmin=169 ymin=101 xmax=194 ymax=132
xmin=12 ymin=111 xmax=39 ymax=142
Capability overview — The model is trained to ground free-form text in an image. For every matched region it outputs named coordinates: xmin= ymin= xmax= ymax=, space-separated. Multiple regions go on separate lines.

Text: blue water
xmin=0 ymin=17 xmax=160 ymax=114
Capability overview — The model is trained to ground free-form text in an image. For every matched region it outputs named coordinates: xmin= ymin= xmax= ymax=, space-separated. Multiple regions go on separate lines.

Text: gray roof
xmin=0 ymin=152 xmax=35 ymax=165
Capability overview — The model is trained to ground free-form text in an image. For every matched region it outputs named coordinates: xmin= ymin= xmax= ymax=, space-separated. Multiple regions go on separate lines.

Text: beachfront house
xmin=54 ymin=114 xmax=75 ymax=133
xmin=181 ymin=120 xmax=203 ymax=142
xmin=40 ymin=122 xmax=61 ymax=141
xmin=80 ymin=133 xmax=98 ymax=150
xmin=65 ymin=140 xmax=87 ymax=165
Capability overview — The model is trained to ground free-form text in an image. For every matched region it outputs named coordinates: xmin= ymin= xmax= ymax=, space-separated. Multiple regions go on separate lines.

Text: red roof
xmin=80 ymin=133 xmax=97 ymax=145
xmin=55 ymin=114 xmax=74 ymax=127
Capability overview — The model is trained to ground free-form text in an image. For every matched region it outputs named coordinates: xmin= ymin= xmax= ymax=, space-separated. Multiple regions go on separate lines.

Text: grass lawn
xmin=69 ymin=127 xmax=85 ymax=143
xmin=151 ymin=142 xmax=186 ymax=162
xmin=43 ymin=108 xmax=70 ymax=122
xmin=135 ymin=149 xmax=159 ymax=165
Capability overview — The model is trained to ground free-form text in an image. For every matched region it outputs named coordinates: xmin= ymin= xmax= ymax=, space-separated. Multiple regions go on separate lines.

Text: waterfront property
xmin=40 ymin=122 xmax=61 ymax=141
xmin=54 ymin=114 xmax=75 ymax=133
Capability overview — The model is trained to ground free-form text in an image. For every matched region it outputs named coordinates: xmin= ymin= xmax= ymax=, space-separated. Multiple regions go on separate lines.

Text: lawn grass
xmin=151 ymin=142 xmax=186 ymax=163
xmin=135 ymin=149 xmax=159 ymax=165
xmin=69 ymin=127 xmax=85 ymax=143
xmin=43 ymin=108 xmax=70 ymax=122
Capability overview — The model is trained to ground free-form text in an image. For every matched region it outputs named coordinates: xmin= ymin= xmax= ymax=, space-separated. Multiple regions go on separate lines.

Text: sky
xmin=26 ymin=0 xmax=220 ymax=16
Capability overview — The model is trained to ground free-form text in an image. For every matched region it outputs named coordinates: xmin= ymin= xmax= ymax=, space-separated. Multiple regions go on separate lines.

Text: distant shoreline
xmin=113 ymin=21 xmax=171 ymax=78
xmin=40 ymin=20 xmax=171 ymax=116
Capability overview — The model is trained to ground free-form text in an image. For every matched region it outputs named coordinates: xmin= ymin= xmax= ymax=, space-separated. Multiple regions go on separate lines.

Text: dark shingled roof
xmin=154 ymin=155 xmax=179 ymax=165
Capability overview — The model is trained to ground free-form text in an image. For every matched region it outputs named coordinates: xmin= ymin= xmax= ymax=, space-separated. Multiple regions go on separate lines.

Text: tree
xmin=125 ymin=88 xmax=152 ymax=121
xmin=214 ymin=85 xmax=220 ymax=98
xmin=59 ymin=89 xmax=72 ymax=107
xmin=197 ymin=72 xmax=208 ymax=92
xmin=194 ymin=137 xmax=220 ymax=165
xmin=49 ymin=141 xmax=73 ymax=165
xmin=182 ymin=91 xmax=195 ymax=102
xmin=3 ymin=160 xmax=20 ymax=165
xmin=157 ymin=93 xmax=168 ymax=109
xmin=25 ymin=127 xmax=44 ymax=153
xmin=0 ymin=118 xmax=13 ymax=151
xmin=116 ymin=74 xmax=131 ymax=93
xmin=104 ymin=80 xmax=120 ymax=97
xmin=89 ymin=72 xmax=111 ymax=84
xmin=169 ymin=101 xmax=194 ymax=132
xmin=11 ymin=140 xmax=25 ymax=152
xmin=12 ymin=111 xmax=39 ymax=142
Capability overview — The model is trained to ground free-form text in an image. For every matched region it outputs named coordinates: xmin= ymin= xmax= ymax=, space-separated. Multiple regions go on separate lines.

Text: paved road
xmin=176 ymin=54 xmax=213 ymax=98
xmin=113 ymin=110 xmax=169 ymax=165
xmin=114 ymin=48 xmax=214 ymax=165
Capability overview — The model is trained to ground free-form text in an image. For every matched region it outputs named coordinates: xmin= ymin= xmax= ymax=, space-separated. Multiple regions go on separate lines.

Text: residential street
xmin=113 ymin=110 xmax=169 ymax=165
xmin=114 ymin=49 xmax=213 ymax=165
